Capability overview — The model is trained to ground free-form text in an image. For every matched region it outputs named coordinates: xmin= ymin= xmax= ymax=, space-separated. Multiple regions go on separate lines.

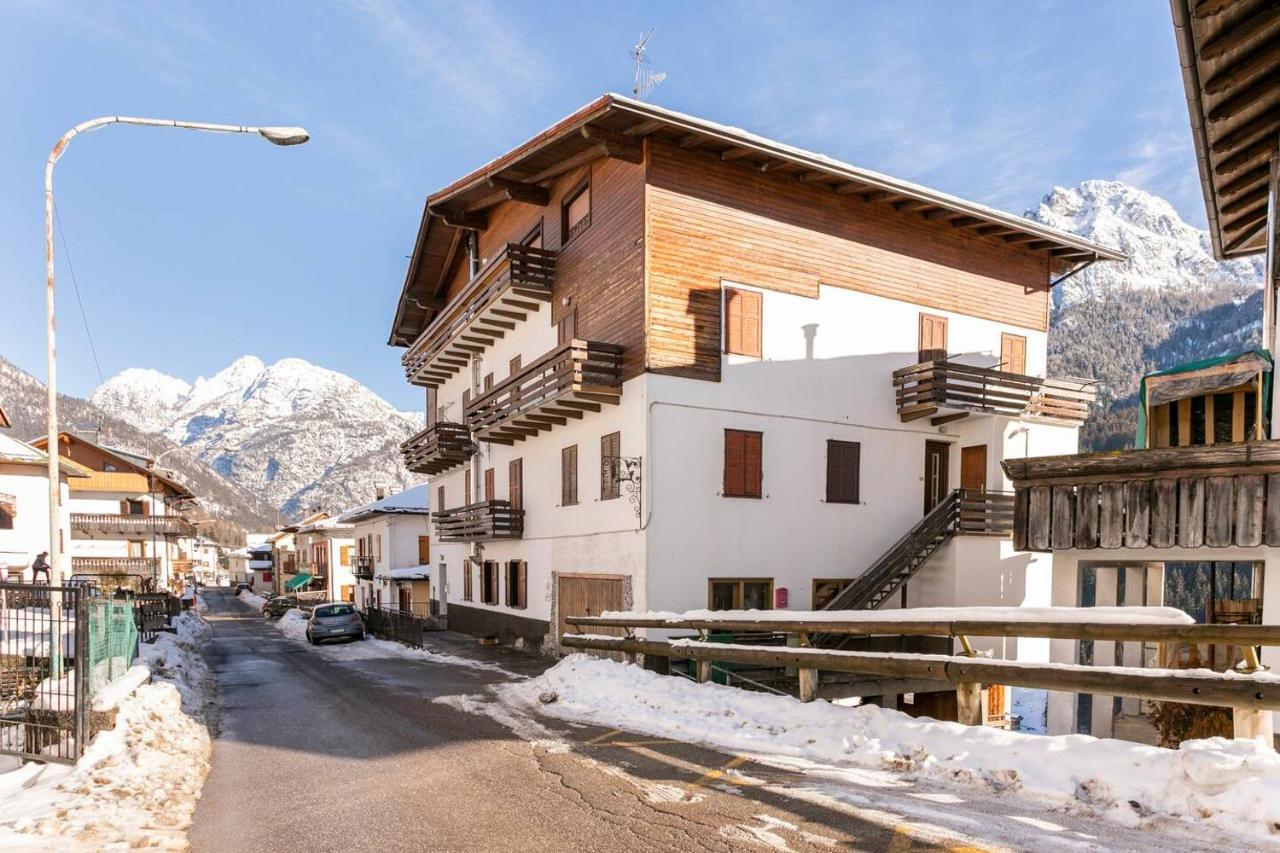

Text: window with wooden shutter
xmin=825 ymin=440 xmax=861 ymax=504
xmin=724 ymin=288 xmax=762 ymax=357
xmin=521 ymin=221 xmax=543 ymax=249
xmin=561 ymin=445 xmax=578 ymax=506
xmin=484 ymin=467 xmax=495 ymax=502
xmin=340 ymin=545 xmax=352 ymax=567
xmin=505 ymin=560 xmax=527 ymax=609
xmin=425 ymin=387 xmax=436 ymax=427
xmin=509 ymin=459 xmax=523 ymax=510
xmin=464 ymin=468 xmax=472 ymax=506
xmin=437 ymin=485 xmax=445 ymax=513
xmin=509 ymin=355 xmax=522 ymax=376
xmin=918 ymin=313 xmax=948 ymax=363
xmin=481 ymin=560 xmax=499 ymax=605
xmin=557 ymin=307 xmax=577 ymax=346
xmin=483 ymin=372 xmax=494 ymax=392
xmin=417 ymin=536 xmax=430 ymax=565
xmin=562 ymin=177 xmax=591 ymax=244
xmin=1000 ymin=332 xmax=1027 ymax=375
xmin=600 ymin=431 xmax=621 ymax=500
xmin=463 ymin=562 xmax=473 ymax=601
xmin=723 ymin=429 xmax=763 ymax=498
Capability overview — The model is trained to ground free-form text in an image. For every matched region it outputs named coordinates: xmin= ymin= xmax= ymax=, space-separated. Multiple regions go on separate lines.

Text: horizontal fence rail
xmin=400 ymin=421 xmax=476 ymax=476
xmin=893 ymin=360 xmax=1095 ymax=426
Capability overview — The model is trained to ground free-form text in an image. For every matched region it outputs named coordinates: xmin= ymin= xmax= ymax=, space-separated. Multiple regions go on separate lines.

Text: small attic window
xmin=562 ymin=177 xmax=591 ymax=245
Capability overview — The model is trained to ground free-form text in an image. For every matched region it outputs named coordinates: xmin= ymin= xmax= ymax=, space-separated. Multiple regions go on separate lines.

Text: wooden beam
xmin=623 ymin=118 xmax=665 ymax=136
xmin=892 ymin=199 xmax=933 ymax=213
xmin=1002 ymin=232 xmax=1044 ymax=245
xmin=930 ymin=412 xmax=969 ymax=426
xmin=523 ymin=143 xmax=608 ymax=185
xmin=834 ymin=181 xmax=869 ymax=195
xmin=720 ymin=146 xmax=755 ymax=162
xmin=1193 ymin=0 xmax=1235 ymax=18
xmin=433 ymin=227 xmax=465 ymax=299
xmin=973 ymin=223 xmax=1011 ymax=236
xmin=1199 ymin=4 xmax=1280 ymax=61
xmin=1203 ymin=39 xmax=1280 ymax=95
xmin=431 ymin=205 xmax=487 ymax=231
xmin=948 ymin=216 xmax=983 ymax=229
xmin=1223 ymin=200 xmax=1268 ymax=232
xmin=579 ymin=126 xmax=644 ymax=163
xmin=1218 ymin=163 xmax=1271 ymax=197
xmin=1208 ymin=74 xmax=1280 ymax=123
xmin=484 ymin=177 xmax=549 ymax=206
xmin=858 ymin=190 xmax=893 ymax=203
xmin=1212 ymin=110 xmax=1279 ymax=155
xmin=1217 ymin=135 xmax=1278 ymax=175
xmin=924 ymin=208 xmax=967 ymax=221
xmin=798 ymin=171 xmax=833 ymax=183
xmin=759 ymin=160 xmax=802 ymax=174
xmin=678 ymin=132 xmax=705 ymax=149
xmin=1221 ymin=184 xmax=1269 ymax=215
xmin=1224 ymin=219 xmax=1267 ymax=253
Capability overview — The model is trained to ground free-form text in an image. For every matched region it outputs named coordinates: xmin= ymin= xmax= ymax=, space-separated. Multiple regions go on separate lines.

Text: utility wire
xmin=53 ymin=203 xmax=105 ymax=386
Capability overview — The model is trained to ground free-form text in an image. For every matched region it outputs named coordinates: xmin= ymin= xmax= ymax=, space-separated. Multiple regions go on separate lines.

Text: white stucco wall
xmin=0 ymin=464 xmax=72 ymax=578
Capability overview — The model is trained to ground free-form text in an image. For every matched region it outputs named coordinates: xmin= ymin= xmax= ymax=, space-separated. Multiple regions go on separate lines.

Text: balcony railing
xmin=70 ymin=513 xmax=196 ymax=538
xmin=433 ymin=500 xmax=524 ymax=542
xmin=1003 ymin=441 xmax=1280 ymax=552
xmin=400 ymin=421 xmax=476 ymax=475
xmin=893 ymin=359 xmax=1096 ymax=426
xmin=70 ymin=556 xmax=160 ymax=576
xmin=465 ymin=340 xmax=623 ymax=443
xmin=956 ymin=489 xmax=1015 ymax=536
xmin=402 ymin=244 xmax=557 ymax=388
xmin=353 ymin=555 xmax=374 ymax=580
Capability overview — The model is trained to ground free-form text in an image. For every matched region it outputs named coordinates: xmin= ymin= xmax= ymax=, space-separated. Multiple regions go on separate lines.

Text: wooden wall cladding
xmin=1012 ymin=473 xmax=1279 ymax=552
xmin=644 ymin=140 xmax=1051 ymax=382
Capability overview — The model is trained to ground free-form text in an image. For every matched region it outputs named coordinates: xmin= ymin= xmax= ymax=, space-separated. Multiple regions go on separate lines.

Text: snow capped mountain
xmin=1028 ymin=180 xmax=1264 ymax=450
xmin=92 ymin=357 xmax=423 ymax=518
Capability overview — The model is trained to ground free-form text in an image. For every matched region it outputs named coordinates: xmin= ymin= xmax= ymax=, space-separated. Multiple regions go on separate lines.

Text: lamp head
xmin=258 ymin=126 xmax=310 ymax=146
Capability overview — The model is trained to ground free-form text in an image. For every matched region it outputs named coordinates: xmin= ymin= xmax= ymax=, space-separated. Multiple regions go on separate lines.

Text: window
xmin=128 ymin=540 xmax=146 ymax=558
xmin=812 ymin=579 xmax=852 ymax=610
xmin=825 ymin=440 xmax=861 ymax=504
xmin=918 ymin=313 xmax=948 ymax=363
xmin=0 ymin=493 xmax=14 ymax=530
xmin=339 ymin=545 xmax=352 ymax=567
xmin=708 ymin=578 xmax=773 ymax=611
xmin=484 ymin=372 xmax=494 ymax=392
xmin=465 ymin=468 xmax=472 ymax=506
xmin=1000 ymin=332 xmax=1027 ymax=374
xmin=122 ymin=499 xmax=145 ymax=516
xmin=724 ymin=288 xmax=762 ymax=357
xmin=481 ymin=560 xmax=499 ymax=605
xmin=561 ymin=444 xmax=578 ymax=506
xmin=466 ymin=232 xmax=480 ymax=278
xmin=509 ymin=459 xmax=523 ymax=510
xmin=375 ymin=534 xmax=382 ymax=562
xmin=484 ymin=467 xmax=495 ymax=502
xmin=437 ymin=485 xmax=445 ymax=513
xmin=561 ymin=177 xmax=591 ymax=244
xmin=600 ymin=432 xmax=621 ymax=500
xmin=505 ymin=560 xmax=527 ymax=609
xmin=521 ymin=221 xmax=543 ymax=250
xmin=463 ymin=562 xmax=473 ymax=601
xmin=509 ymin=355 xmax=522 ymax=376
xmin=557 ymin=307 xmax=577 ymax=347
xmin=417 ymin=536 xmax=430 ymax=565
xmin=723 ymin=429 xmax=763 ymax=498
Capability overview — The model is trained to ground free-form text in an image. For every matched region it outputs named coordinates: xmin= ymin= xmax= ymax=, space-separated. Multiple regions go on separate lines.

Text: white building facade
xmin=342 ymin=485 xmax=432 ymax=615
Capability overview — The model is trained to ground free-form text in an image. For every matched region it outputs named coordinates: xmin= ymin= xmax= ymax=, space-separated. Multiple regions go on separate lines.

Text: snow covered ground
xmin=0 ymin=606 xmax=214 ymax=851
xmin=499 ymin=655 xmax=1280 ymax=843
xmin=236 ymin=589 xmax=266 ymax=610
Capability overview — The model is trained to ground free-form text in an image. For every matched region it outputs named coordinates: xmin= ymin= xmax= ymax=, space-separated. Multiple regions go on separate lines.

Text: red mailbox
xmin=775 ymin=587 xmax=789 ymax=609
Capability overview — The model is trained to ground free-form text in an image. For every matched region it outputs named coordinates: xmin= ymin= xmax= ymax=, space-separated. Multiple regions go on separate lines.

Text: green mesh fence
xmin=86 ymin=599 xmax=138 ymax=696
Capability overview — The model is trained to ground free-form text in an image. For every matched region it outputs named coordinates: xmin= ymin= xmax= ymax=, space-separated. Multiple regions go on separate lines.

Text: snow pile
xmin=0 ymin=610 xmax=213 ymax=850
xmin=599 ymin=605 xmax=1195 ymax=626
xmin=505 ymin=655 xmax=1280 ymax=839
xmin=237 ymin=589 xmax=267 ymax=610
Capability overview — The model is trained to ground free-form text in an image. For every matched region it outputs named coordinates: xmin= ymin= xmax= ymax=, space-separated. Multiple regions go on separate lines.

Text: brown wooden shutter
xmin=724 ymin=288 xmax=762 ymax=357
xmin=1000 ymin=332 xmax=1027 ymax=374
xmin=744 ymin=431 xmax=762 ymax=497
xmin=558 ymin=308 xmax=577 ymax=346
xmin=561 ymin=445 xmax=578 ymax=505
xmin=483 ymin=372 xmax=493 ymax=392
xmin=724 ymin=430 xmax=744 ymax=496
xmin=826 ymin=440 xmax=861 ymax=504
xmin=516 ymin=560 xmax=527 ymax=609
xmin=509 ymin=355 xmax=522 ymax=376
xmin=425 ymin=387 xmax=436 ymax=427
xmin=463 ymin=388 xmax=471 ymax=410
xmin=918 ymin=313 xmax=948 ymax=363
xmin=484 ymin=467 xmax=495 ymax=502
xmin=600 ymin=431 xmax=620 ymax=499
xmin=724 ymin=430 xmax=762 ymax=498
xmin=464 ymin=469 xmax=472 ymax=506
xmin=437 ymin=485 xmax=445 ymax=513
xmin=509 ymin=459 xmax=523 ymax=510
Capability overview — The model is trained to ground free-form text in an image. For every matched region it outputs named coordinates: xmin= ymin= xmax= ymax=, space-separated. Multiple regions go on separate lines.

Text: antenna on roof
xmin=631 ymin=29 xmax=666 ymax=102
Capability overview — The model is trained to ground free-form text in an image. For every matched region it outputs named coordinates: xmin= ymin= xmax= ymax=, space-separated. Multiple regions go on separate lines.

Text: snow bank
xmin=0 ymin=610 xmax=213 ymax=850
xmin=237 ymin=589 xmax=267 ymax=610
xmin=599 ymin=605 xmax=1195 ymax=626
xmin=505 ymin=655 xmax=1280 ymax=840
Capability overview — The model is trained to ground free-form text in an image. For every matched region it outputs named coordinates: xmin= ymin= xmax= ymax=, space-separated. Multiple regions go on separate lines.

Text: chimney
xmin=374 ymin=483 xmax=388 ymax=500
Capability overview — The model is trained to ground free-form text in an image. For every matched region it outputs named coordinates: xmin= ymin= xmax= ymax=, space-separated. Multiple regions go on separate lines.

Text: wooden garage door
xmin=557 ymin=574 xmax=625 ymax=655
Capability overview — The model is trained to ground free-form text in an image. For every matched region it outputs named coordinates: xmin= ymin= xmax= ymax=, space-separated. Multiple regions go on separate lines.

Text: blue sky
xmin=0 ymin=0 xmax=1197 ymax=411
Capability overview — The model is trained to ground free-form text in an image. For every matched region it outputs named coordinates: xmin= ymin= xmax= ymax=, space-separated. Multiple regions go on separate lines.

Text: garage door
xmin=556 ymin=574 xmax=624 ymax=655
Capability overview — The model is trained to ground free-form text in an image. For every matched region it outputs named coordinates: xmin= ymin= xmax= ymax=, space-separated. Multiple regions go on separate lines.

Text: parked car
xmin=234 ymin=583 xmax=252 ymax=595
xmin=262 ymin=596 xmax=297 ymax=619
xmin=306 ymin=603 xmax=365 ymax=644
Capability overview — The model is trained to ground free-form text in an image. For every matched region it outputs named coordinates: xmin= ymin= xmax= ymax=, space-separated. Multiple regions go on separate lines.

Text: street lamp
xmin=43 ymin=116 xmax=309 ymax=586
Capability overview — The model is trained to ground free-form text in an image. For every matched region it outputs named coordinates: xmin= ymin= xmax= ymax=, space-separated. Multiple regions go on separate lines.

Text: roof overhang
xmin=388 ymin=94 xmax=1125 ymax=348
xmin=1171 ymin=0 xmax=1280 ymax=260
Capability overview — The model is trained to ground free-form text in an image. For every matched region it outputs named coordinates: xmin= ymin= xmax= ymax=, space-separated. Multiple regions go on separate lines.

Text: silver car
xmin=305 ymin=603 xmax=366 ymax=644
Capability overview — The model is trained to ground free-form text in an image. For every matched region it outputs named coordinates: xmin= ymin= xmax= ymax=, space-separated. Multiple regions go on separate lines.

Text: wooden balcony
xmin=70 ymin=556 xmax=160 ymax=576
xmin=353 ymin=555 xmax=374 ymax=580
xmin=1003 ymin=441 xmax=1280 ymax=552
xmin=402 ymin=244 xmax=556 ymax=388
xmin=465 ymin=340 xmax=623 ymax=444
xmin=957 ymin=489 xmax=1015 ymax=536
xmin=433 ymin=500 xmax=524 ymax=542
xmin=400 ymin=422 xmax=475 ymax=475
xmin=70 ymin=513 xmax=195 ymax=538
xmin=893 ymin=360 xmax=1095 ymax=426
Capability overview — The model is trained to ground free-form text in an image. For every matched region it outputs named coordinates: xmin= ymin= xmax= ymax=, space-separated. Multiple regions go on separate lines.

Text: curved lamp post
xmin=43 ymin=117 xmax=309 ymax=587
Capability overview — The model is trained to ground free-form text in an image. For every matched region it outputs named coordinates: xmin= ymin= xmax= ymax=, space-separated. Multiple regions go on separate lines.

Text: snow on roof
xmin=385 ymin=565 xmax=430 ymax=580
xmin=0 ymin=433 xmax=92 ymax=477
xmin=332 ymin=484 xmax=430 ymax=524
xmin=248 ymin=560 xmax=273 ymax=570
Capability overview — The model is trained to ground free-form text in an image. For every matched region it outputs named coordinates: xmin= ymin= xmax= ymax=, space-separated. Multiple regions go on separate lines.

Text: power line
xmin=53 ymin=203 xmax=105 ymax=386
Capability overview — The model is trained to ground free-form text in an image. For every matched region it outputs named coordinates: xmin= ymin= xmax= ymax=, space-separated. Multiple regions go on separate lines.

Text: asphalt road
xmin=188 ymin=591 xmax=1242 ymax=853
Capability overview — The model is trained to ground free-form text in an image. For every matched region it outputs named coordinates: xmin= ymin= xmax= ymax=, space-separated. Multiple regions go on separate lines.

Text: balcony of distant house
xmin=70 ymin=512 xmax=196 ymax=538
xmin=70 ymin=556 xmax=161 ymax=577
xmin=401 ymin=422 xmax=476 ymax=475
xmin=465 ymin=340 xmax=623 ymax=444
xmin=433 ymin=500 xmax=524 ymax=543
xmin=353 ymin=555 xmax=375 ymax=580
xmin=401 ymin=243 xmax=556 ymax=388
xmin=893 ymin=357 xmax=1095 ymax=427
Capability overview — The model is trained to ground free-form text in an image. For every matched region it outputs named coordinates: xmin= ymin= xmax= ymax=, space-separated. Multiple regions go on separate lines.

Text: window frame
xmin=600 ymin=432 xmax=621 ymax=500
xmin=707 ymin=577 xmax=774 ymax=611
xmin=561 ymin=444 xmax=579 ymax=506
xmin=505 ymin=559 xmax=527 ymax=610
xmin=481 ymin=560 xmax=500 ymax=605
xmin=560 ymin=174 xmax=592 ymax=246
xmin=825 ymin=439 xmax=861 ymax=505
xmin=723 ymin=429 xmax=763 ymax=499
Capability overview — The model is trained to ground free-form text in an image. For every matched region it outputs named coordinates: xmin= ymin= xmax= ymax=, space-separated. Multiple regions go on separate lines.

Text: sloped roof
xmin=333 ymin=484 xmax=430 ymax=524
xmin=0 ymin=433 xmax=91 ymax=478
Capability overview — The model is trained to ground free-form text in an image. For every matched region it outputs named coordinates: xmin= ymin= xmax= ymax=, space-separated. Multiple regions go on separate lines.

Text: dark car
xmin=306 ymin=603 xmax=365 ymax=644
xmin=235 ymin=583 xmax=252 ymax=595
xmin=262 ymin=596 xmax=297 ymax=619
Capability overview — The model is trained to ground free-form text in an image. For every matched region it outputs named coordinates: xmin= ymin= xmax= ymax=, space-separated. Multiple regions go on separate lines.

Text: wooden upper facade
xmin=389 ymin=95 xmax=1122 ymax=388
xmin=31 ymin=433 xmax=192 ymax=500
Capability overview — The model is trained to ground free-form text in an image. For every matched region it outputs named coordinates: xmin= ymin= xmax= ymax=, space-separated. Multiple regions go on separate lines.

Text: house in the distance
xmin=31 ymin=431 xmax=198 ymax=591
xmin=387 ymin=94 xmax=1121 ymax=673
xmin=290 ymin=513 xmax=356 ymax=602
xmin=340 ymin=484 xmax=431 ymax=615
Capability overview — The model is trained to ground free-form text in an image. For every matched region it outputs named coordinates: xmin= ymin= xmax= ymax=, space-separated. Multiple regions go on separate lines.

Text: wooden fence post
xmin=956 ymin=681 xmax=983 ymax=726
xmin=695 ymin=660 xmax=712 ymax=683
xmin=1232 ymin=707 xmax=1274 ymax=743
xmin=796 ymin=632 xmax=818 ymax=703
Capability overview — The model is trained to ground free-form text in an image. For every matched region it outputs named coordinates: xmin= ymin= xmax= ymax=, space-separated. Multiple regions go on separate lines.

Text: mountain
xmin=1029 ymin=180 xmax=1265 ymax=451
xmin=0 ymin=356 xmax=277 ymax=533
xmin=91 ymin=356 xmax=424 ymax=519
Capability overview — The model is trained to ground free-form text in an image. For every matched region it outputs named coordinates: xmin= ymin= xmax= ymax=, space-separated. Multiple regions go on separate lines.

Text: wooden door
xmin=556 ymin=574 xmax=624 ymax=655
xmin=398 ymin=587 xmax=411 ymax=612
xmin=1000 ymin=333 xmax=1027 ymax=374
xmin=918 ymin=313 xmax=948 ymax=363
xmin=924 ymin=441 xmax=950 ymax=514
xmin=960 ymin=445 xmax=987 ymax=492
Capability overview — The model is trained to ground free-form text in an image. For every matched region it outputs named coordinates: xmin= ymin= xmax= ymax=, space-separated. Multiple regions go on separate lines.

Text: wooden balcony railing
xmin=893 ymin=360 xmax=1095 ymax=426
xmin=402 ymin=244 xmax=556 ymax=388
xmin=956 ymin=489 xmax=1015 ymax=535
xmin=433 ymin=500 xmax=524 ymax=542
xmin=70 ymin=556 xmax=160 ymax=576
xmin=1003 ymin=441 xmax=1280 ymax=552
xmin=353 ymin=555 xmax=375 ymax=580
xmin=465 ymin=340 xmax=623 ymax=444
xmin=400 ymin=421 xmax=475 ymax=475
xmin=70 ymin=513 xmax=195 ymax=538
